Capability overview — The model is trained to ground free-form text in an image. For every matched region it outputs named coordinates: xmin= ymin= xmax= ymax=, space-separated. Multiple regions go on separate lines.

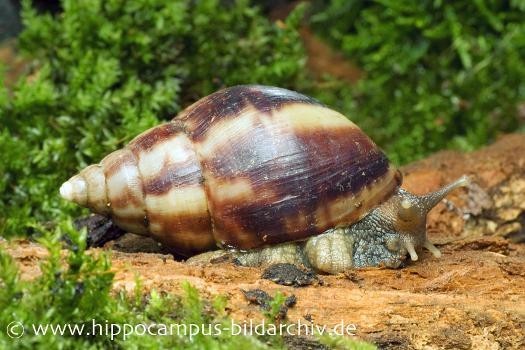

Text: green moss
xmin=317 ymin=334 xmax=377 ymax=350
xmin=310 ymin=0 xmax=525 ymax=163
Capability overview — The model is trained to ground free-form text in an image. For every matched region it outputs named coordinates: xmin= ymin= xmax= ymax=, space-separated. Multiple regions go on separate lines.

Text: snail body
xmin=60 ymin=85 xmax=469 ymax=274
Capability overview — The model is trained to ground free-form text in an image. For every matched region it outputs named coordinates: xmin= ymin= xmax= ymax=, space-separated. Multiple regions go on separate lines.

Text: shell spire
xmin=60 ymin=123 xmax=217 ymax=255
xmin=60 ymin=165 xmax=108 ymax=213
xmin=60 ymin=175 xmax=87 ymax=205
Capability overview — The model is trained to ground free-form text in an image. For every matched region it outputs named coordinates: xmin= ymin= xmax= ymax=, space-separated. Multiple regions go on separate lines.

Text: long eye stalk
xmin=421 ymin=175 xmax=471 ymax=212
xmin=397 ymin=176 xmax=471 ymax=261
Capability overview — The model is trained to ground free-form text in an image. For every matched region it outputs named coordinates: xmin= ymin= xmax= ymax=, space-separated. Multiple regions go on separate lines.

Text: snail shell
xmin=61 ymin=85 xmax=401 ymax=255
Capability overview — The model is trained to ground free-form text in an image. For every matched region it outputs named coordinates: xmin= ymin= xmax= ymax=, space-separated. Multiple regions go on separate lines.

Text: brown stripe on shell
xmin=129 ymin=122 xmax=215 ymax=253
xmin=128 ymin=121 xmax=185 ymax=153
xmin=101 ymin=149 xmax=148 ymax=234
xmin=111 ymin=216 xmax=149 ymax=236
xmin=178 ymin=85 xmax=321 ymax=142
xmin=193 ymin=103 xmax=399 ymax=250
xmin=148 ymin=211 xmax=215 ymax=255
xmin=129 ymin=124 xmax=203 ymax=195
xmin=80 ymin=164 xmax=109 ymax=214
xmin=143 ymin=161 xmax=202 ymax=195
xmin=101 ymin=150 xmax=143 ymax=209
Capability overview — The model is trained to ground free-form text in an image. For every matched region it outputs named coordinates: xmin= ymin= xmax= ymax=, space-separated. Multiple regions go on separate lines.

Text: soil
xmin=0 ymin=40 xmax=29 ymax=89
xmin=299 ymin=27 xmax=362 ymax=84
xmin=3 ymin=134 xmax=525 ymax=349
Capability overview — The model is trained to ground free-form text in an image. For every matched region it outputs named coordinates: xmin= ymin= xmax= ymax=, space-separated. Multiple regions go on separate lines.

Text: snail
xmin=60 ymin=85 xmax=470 ymax=274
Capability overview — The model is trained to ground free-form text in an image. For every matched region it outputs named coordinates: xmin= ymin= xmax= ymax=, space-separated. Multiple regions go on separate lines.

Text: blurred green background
xmin=0 ymin=1 xmax=524 ymax=349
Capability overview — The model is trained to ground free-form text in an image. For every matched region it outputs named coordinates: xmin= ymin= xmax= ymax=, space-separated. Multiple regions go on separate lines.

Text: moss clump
xmin=310 ymin=0 xmax=525 ymax=163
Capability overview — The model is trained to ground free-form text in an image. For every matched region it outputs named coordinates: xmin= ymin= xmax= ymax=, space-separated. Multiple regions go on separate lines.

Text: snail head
xmin=381 ymin=175 xmax=471 ymax=261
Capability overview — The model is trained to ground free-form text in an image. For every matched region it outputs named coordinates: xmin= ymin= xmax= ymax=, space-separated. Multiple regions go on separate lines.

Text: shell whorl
xmin=60 ymin=85 xmax=401 ymax=254
xmin=62 ymin=122 xmax=215 ymax=254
